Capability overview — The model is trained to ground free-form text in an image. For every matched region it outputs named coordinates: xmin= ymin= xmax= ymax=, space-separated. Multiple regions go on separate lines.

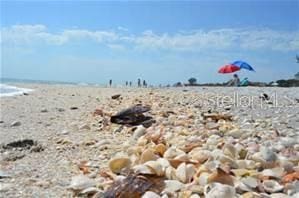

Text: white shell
xmin=144 ymin=161 xmax=164 ymax=176
xmin=263 ymin=180 xmax=284 ymax=193
xmin=142 ymin=191 xmax=161 ymax=198
xmin=175 ymin=163 xmax=196 ymax=183
xmin=163 ymin=180 xmax=184 ymax=193
xmin=68 ymin=175 xmax=96 ymax=191
xmin=262 ymin=167 xmax=284 ymax=178
xmin=164 ymin=147 xmax=185 ymax=159
xmin=204 ymin=183 xmax=236 ymax=198
xmin=133 ymin=125 xmax=147 ymax=140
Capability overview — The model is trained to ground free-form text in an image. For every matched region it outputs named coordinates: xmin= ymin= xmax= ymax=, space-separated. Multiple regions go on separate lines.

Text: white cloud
xmin=1 ymin=24 xmax=299 ymax=52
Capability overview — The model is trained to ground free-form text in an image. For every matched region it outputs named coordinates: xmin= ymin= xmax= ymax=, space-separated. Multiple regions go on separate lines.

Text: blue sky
xmin=1 ymin=0 xmax=299 ymax=85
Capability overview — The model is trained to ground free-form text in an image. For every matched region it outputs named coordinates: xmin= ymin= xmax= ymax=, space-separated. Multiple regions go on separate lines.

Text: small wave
xmin=0 ymin=84 xmax=33 ymax=97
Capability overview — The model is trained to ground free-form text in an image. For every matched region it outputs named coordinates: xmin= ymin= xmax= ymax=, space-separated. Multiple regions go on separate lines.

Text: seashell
xmin=190 ymin=194 xmax=201 ymax=198
xmin=262 ymin=167 xmax=284 ymax=179
xmin=174 ymin=153 xmax=190 ymax=161
xmin=262 ymin=180 xmax=284 ymax=193
xmin=144 ymin=161 xmax=164 ymax=176
xmin=133 ymin=164 xmax=155 ymax=175
xmin=226 ymin=129 xmax=243 ymax=138
xmin=79 ymin=187 xmax=100 ymax=195
xmin=137 ymin=136 xmax=148 ymax=146
xmin=176 ymin=163 xmax=188 ymax=183
xmin=260 ymin=147 xmax=277 ymax=162
xmin=133 ymin=125 xmax=147 ymax=140
xmin=142 ymin=191 xmax=161 ymax=198
xmin=282 ymin=171 xmax=299 ymax=183
xmin=236 ymin=160 xmax=256 ymax=169
xmin=186 ymin=184 xmax=204 ymax=194
xmin=207 ymin=167 xmax=234 ymax=186
xmin=175 ymin=163 xmax=196 ymax=183
xmin=231 ymin=169 xmax=258 ymax=177
xmin=177 ymin=190 xmax=192 ymax=198
xmin=165 ymin=166 xmax=176 ymax=180
xmin=237 ymin=176 xmax=259 ymax=192
xmin=218 ymin=154 xmax=238 ymax=169
xmin=164 ymin=147 xmax=185 ymax=159
xmin=270 ymin=193 xmax=289 ymax=198
xmin=284 ymin=180 xmax=299 ymax=195
xmin=156 ymin=158 xmax=170 ymax=169
xmin=140 ymin=149 xmax=159 ymax=163
xmin=67 ymin=175 xmax=96 ymax=191
xmin=204 ymin=183 xmax=236 ymax=198
xmin=108 ymin=157 xmax=131 ymax=174
xmin=189 ymin=149 xmax=212 ymax=163
xmin=154 ymin=144 xmax=167 ymax=156
xmin=241 ymin=192 xmax=262 ymax=198
xmin=206 ymin=135 xmax=220 ymax=147
xmin=223 ymin=143 xmax=238 ymax=159
xmin=163 ymin=180 xmax=184 ymax=193
xmin=127 ymin=146 xmax=143 ymax=155
xmin=279 ymin=160 xmax=294 ymax=173
xmin=280 ymin=137 xmax=297 ymax=148
xmin=198 ymin=172 xmax=210 ymax=186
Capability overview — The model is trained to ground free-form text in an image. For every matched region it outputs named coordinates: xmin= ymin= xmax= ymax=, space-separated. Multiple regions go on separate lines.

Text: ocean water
xmin=0 ymin=84 xmax=33 ymax=97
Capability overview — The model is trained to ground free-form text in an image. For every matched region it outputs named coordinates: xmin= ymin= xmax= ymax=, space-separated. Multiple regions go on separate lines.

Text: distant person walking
xmin=129 ymin=81 xmax=132 ymax=87
xmin=109 ymin=79 xmax=112 ymax=87
xmin=125 ymin=81 xmax=128 ymax=86
xmin=138 ymin=78 xmax=141 ymax=87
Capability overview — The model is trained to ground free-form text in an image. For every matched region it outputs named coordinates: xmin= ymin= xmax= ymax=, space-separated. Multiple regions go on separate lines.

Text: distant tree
xmin=188 ymin=77 xmax=197 ymax=85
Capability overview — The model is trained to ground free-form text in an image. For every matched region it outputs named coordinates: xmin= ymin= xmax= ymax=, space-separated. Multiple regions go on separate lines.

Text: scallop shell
xmin=144 ymin=161 xmax=164 ymax=176
xmin=140 ymin=148 xmax=159 ymax=163
xmin=133 ymin=164 xmax=155 ymax=175
xmin=154 ymin=143 xmax=167 ymax=156
xmin=262 ymin=180 xmax=284 ymax=193
xmin=207 ymin=167 xmax=234 ymax=186
xmin=165 ymin=166 xmax=176 ymax=180
xmin=175 ymin=162 xmax=196 ymax=183
xmin=108 ymin=157 xmax=131 ymax=174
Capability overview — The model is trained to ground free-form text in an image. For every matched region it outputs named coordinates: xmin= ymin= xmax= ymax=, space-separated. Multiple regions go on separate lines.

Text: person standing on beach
xmin=138 ymin=78 xmax=141 ymax=87
xmin=143 ymin=80 xmax=147 ymax=87
xmin=109 ymin=79 xmax=112 ymax=87
xmin=228 ymin=74 xmax=240 ymax=86
xmin=125 ymin=81 xmax=128 ymax=86
xmin=129 ymin=81 xmax=132 ymax=87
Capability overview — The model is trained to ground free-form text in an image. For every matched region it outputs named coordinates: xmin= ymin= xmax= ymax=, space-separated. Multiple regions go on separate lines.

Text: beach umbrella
xmin=231 ymin=60 xmax=255 ymax=71
xmin=218 ymin=64 xmax=240 ymax=74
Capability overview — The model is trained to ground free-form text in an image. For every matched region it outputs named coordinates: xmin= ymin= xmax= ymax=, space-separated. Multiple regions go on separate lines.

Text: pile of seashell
xmin=102 ymin=112 xmax=299 ymax=197
xmin=69 ymin=91 xmax=299 ymax=198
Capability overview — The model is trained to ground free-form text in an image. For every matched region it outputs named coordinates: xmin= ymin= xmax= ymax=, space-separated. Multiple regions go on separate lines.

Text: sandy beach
xmin=1 ymin=84 xmax=299 ymax=197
